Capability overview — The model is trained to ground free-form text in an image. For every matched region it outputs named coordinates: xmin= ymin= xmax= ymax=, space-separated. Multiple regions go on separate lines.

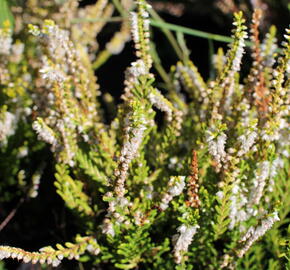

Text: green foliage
xmin=0 ymin=0 xmax=14 ymax=30
xmin=212 ymin=179 xmax=233 ymax=240
xmin=55 ymin=164 xmax=94 ymax=216
xmin=0 ymin=261 xmax=6 ymax=270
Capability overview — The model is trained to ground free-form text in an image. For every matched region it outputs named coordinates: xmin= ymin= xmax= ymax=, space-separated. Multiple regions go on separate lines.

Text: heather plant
xmin=0 ymin=0 xmax=289 ymax=269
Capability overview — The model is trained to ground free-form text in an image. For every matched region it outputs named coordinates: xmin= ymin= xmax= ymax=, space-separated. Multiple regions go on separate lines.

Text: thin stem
xmin=0 ymin=197 xmax=25 ymax=232
xmin=208 ymin=39 xmax=215 ymax=79
xmin=150 ymin=43 xmax=174 ymax=91
xmin=176 ymin=31 xmax=190 ymax=62
xmin=112 ymin=0 xmax=127 ymax=17
xmin=148 ymin=9 xmax=184 ymax=60
xmin=71 ymin=16 xmax=124 ymax=24
xmin=150 ymin=20 xmax=235 ymax=44
xmin=92 ymin=50 xmax=111 ymax=70
xmin=151 ymin=19 xmax=259 ymax=49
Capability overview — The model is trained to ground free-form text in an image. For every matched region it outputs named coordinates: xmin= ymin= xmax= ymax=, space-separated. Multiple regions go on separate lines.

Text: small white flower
xmin=148 ymin=89 xmax=173 ymax=121
xmin=249 ymin=161 xmax=271 ymax=206
xmin=237 ymin=212 xmax=279 ymax=257
xmin=32 ymin=119 xmax=58 ymax=147
xmin=173 ymin=224 xmax=199 ymax=264
xmin=130 ymin=12 xmax=139 ymax=44
xmin=216 ymin=191 xmax=224 ymax=200
xmin=39 ymin=62 xmax=65 ymax=82
xmin=101 ymin=220 xmax=115 ymax=237
xmin=159 ymin=176 xmax=186 ymax=210
xmin=237 ymin=131 xmax=257 ymax=156
xmin=0 ymin=29 xmax=12 ymax=55
xmin=206 ymin=129 xmax=227 ymax=171
xmin=0 ymin=111 xmax=17 ymax=143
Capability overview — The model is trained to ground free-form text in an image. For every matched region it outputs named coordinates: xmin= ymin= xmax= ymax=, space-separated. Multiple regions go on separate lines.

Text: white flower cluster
xmin=43 ymin=22 xmax=70 ymax=60
xmin=86 ymin=240 xmax=101 ymax=256
xmin=102 ymin=192 xmax=131 ymax=237
xmin=223 ymin=78 xmax=236 ymax=112
xmin=108 ymin=195 xmax=130 ymax=220
xmin=221 ymin=21 xmax=247 ymax=89
xmin=125 ymin=59 xmax=147 ymax=82
xmin=172 ymin=69 xmax=182 ymax=95
xmin=172 ymin=110 xmax=183 ymax=136
xmin=130 ymin=12 xmax=139 ymax=44
xmin=57 ymin=120 xmax=77 ymax=167
xmin=148 ymin=89 xmax=173 ymax=121
xmin=120 ymin=119 xmax=147 ymax=163
xmin=168 ymin=156 xmax=183 ymax=170
xmin=123 ymin=59 xmax=149 ymax=100
xmin=130 ymin=1 xmax=152 ymax=68
xmin=212 ymin=53 xmax=227 ymax=69
xmin=0 ymin=236 xmax=99 ymax=267
xmin=249 ymin=161 xmax=270 ymax=205
xmin=176 ymin=63 xmax=207 ymax=100
xmin=172 ymin=224 xmax=199 ymax=264
xmin=101 ymin=218 xmax=115 ymax=237
xmin=269 ymin=157 xmax=284 ymax=179
xmin=261 ymin=105 xmax=289 ymax=143
xmin=28 ymin=165 xmax=45 ymax=199
xmin=260 ymin=127 xmax=280 ymax=142
xmin=0 ymin=246 xmax=61 ymax=267
xmin=115 ymin=114 xmax=147 ymax=197
xmin=33 ymin=21 xmax=79 ymax=79
xmin=261 ymin=32 xmax=277 ymax=68
xmin=130 ymin=2 xmax=151 ymax=43
xmin=10 ymin=42 xmax=25 ymax=63
xmin=206 ymin=130 xmax=227 ymax=172
xmin=160 ymin=176 xmax=186 ymax=210
xmin=142 ymin=5 xmax=151 ymax=30
xmin=237 ymin=212 xmax=280 ymax=258
xmin=229 ymin=183 xmax=248 ymax=230
xmin=0 ymin=111 xmax=17 ymax=144
xmin=29 ymin=173 xmax=41 ymax=198
xmin=17 ymin=146 xmax=28 ymax=158
xmin=264 ymin=157 xmax=284 ymax=202
xmin=32 ymin=119 xmax=58 ymax=148
xmin=236 ymin=97 xmax=251 ymax=127
xmin=39 ymin=56 xmax=66 ymax=83
xmin=231 ymin=27 xmax=248 ymax=74
xmin=28 ymin=25 xmax=41 ymax=36
xmin=237 ymin=157 xmax=285 ymax=220
xmin=237 ymin=130 xmax=257 ymax=156
xmin=11 ymin=236 xmax=99 ymax=264
xmin=133 ymin=210 xmax=150 ymax=226
xmin=106 ymin=29 xmax=131 ymax=55
xmin=0 ymin=29 xmax=12 ymax=55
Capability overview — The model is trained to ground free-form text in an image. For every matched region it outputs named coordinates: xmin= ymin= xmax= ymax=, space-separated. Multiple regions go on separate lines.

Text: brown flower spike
xmin=186 ymin=150 xmax=201 ymax=208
